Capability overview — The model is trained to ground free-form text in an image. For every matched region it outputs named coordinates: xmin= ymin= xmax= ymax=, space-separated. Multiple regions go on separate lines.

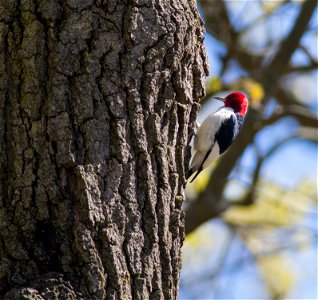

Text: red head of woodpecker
xmin=186 ymin=91 xmax=249 ymax=183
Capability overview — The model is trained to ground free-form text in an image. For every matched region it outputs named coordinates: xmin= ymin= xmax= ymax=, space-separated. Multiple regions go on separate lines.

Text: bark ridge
xmin=0 ymin=1 xmax=208 ymax=299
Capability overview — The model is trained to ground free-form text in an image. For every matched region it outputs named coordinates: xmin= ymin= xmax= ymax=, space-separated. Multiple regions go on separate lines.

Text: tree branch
xmin=286 ymin=64 xmax=318 ymax=74
xmin=186 ymin=0 xmax=317 ymax=236
xmin=199 ymin=0 xmax=263 ymax=73
xmin=262 ymin=0 xmax=317 ymax=94
xmin=299 ymin=44 xmax=318 ymax=66
xmin=262 ymin=103 xmax=318 ymax=128
xmin=234 ymin=128 xmax=317 ymax=206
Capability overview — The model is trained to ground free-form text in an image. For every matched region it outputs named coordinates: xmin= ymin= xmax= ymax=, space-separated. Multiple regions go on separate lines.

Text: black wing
xmin=215 ymin=114 xmax=244 ymax=154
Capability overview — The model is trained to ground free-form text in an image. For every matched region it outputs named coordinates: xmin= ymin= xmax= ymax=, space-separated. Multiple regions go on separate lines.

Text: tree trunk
xmin=0 ymin=1 xmax=208 ymax=299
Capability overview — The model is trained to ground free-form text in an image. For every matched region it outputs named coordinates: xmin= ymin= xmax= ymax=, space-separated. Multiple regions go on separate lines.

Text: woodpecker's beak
xmin=213 ymin=96 xmax=225 ymax=102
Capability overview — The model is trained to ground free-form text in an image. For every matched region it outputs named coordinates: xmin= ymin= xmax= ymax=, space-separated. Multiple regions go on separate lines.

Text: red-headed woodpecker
xmin=186 ymin=91 xmax=249 ymax=183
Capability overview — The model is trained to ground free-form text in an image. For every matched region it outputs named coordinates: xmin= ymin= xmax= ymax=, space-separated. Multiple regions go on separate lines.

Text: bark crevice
xmin=0 ymin=1 xmax=208 ymax=299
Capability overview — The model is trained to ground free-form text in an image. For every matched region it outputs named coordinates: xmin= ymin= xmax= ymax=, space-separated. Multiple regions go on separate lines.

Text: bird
xmin=186 ymin=91 xmax=249 ymax=183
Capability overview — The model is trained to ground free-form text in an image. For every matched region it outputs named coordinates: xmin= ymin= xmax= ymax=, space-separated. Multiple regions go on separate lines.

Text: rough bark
xmin=0 ymin=1 xmax=208 ymax=299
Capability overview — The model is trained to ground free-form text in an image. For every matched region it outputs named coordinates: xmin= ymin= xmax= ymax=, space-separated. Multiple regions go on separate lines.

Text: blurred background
xmin=180 ymin=0 xmax=317 ymax=299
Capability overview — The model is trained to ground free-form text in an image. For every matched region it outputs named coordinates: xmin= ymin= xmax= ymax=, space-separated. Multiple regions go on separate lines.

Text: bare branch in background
xmin=234 ymin=124 xmax=318 ymax=207
xmin=299 ymin=44 xmax=318 ymax=66
xmin=186 ymin=0 xmax=317 ymax=235
xmin=262 ymin=0 xmax=317 ymax=95
xmin=240 ymin=0 xmax=292 ymax=35
xmin=262 ymin=104 xmax=318 ymax=128
xmin=287 ymin=64 xmax=318 ymax=73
